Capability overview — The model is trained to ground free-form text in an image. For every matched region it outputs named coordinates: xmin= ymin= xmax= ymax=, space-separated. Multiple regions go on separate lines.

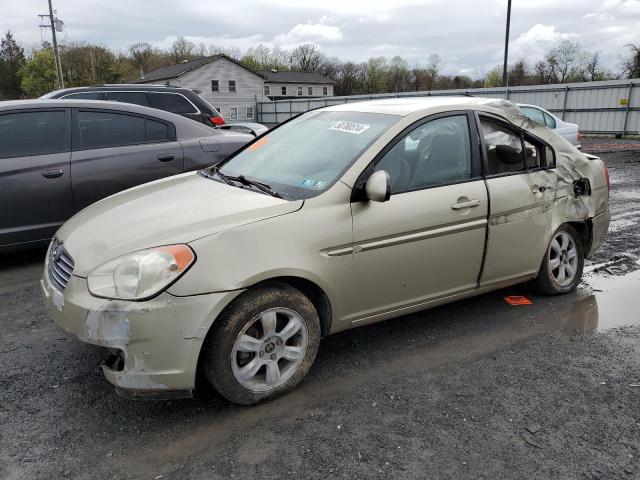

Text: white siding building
xmin=134 ymin=55 xmax=335 ymax=123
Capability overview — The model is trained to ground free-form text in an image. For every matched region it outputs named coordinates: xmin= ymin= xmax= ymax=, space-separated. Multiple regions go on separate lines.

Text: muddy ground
xmin=1 ymin=146 xmax=639 ymax=480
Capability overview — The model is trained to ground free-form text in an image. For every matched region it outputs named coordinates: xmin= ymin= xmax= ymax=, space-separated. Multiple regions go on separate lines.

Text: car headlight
xmin=87 ymin=245 xmax=195 ymax=300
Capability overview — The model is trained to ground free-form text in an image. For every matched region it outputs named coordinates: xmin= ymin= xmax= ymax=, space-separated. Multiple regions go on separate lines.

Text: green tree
xmin=20 ymin=49 xmax=56 ymax=97
xmin=0 ymin=31 xmax=26 ymax=99
xmin=484 ymin=66 xmax=502 ymax=87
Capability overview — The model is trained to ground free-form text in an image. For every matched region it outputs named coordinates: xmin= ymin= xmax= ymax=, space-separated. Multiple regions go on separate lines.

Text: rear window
xmin=0 ymin=111 xmax=67 ymax=159
xmin=150 ymin=93 xmax=197 ymax=114
xmin=105 ymin=91 xmax=150 ymax=107
xmin=75 ymin=110 xmax=172 ymax=149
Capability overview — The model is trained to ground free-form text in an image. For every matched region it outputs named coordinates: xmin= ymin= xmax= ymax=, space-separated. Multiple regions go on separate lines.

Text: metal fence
xmin=257 ymin=78 xmax=640 ymax=135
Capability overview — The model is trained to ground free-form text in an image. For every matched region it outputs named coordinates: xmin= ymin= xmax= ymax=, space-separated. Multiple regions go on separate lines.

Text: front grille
xmin=47 ymin=239 xmax=74 ymax=292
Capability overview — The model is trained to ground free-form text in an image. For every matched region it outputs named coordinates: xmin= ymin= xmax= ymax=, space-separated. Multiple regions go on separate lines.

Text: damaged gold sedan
xmin=42 ymin=97 xmax=610 ymax=404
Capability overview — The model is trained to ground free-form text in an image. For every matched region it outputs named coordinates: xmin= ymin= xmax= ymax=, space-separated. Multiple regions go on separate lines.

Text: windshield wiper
xmin=212 ymin=168 xmax=282 ymax=199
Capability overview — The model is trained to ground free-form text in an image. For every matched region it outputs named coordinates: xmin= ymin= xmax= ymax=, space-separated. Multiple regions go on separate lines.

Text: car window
xmin=105 ymin=91 xmax=150 ymax=107
xmin=545 ymin=145 xmax=556 ymax=167
xmin=150 ymin=93 xmax=197 ymax=114
xmin=219 ymin=110 xmax=399 ymax=199
xmin=145 ymin=118 xmax=171 ymax=142
xmin=0 ymin=111 xmax=66 ymax=159
xmin=523 ymin=139 xmax=541 ymax=169
xmin=62 ymin=92 xmax=101 ymax=100
xmin=480 ymin=118 xmax=525 ymax=174
xmin=520 ymin=107 xmax=545 ymax=125
xmin=76 ymin=110 xmax=147 ymax=149
xmin=543 ymin=111 xmax=556 ymax=129
xmin=374 ymin=115 xmax=472 ymax=193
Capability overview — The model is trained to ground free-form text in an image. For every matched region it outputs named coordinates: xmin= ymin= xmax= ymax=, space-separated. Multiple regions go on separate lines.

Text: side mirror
xmin=365 ymin=170 xmax=391 ymax=202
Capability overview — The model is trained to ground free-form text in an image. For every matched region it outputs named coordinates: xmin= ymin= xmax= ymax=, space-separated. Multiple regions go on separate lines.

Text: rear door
xmin=477 ymin=113 xmax=557 ymax=286
xmin=0 ymin=108 xmax=73 ymax=247
xmin=349 ymin=112 xmax=488 ymax=321
xmin=70 ymin=108 xmax=183 ymax=210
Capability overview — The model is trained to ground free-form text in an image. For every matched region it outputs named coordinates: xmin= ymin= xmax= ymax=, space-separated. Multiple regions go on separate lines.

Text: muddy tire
xmin=204 ymin=282 xmax=320 ymax=405
xmin=532 ymin=224 xmax=584 ymax=295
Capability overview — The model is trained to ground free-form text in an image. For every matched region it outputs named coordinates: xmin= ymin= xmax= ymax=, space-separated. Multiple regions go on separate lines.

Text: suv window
xmin=150 ymin=93 xmax=197 ymax=114
xmin=76 ymin=110 xmax=159 ymax=149
xmin=374 ymin=115 xmax=472 ymax=193
xmin=62 ymin=92 xmax=101 ymax=100
xmin=105 ymin=91 xmax=150 ymax=107
xmin=0 ymin=111 xmax=67 ymax=159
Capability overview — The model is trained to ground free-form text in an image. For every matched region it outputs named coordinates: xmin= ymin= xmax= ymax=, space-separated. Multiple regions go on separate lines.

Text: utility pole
xmin=502 ymin=0 xmax=512 ymax=88
xmin=39 ymin=0 xmax=64 ymax=89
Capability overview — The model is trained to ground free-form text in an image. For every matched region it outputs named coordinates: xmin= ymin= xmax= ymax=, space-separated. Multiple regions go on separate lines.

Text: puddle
xmin=564 ymin=270 xmax=640 ymax=334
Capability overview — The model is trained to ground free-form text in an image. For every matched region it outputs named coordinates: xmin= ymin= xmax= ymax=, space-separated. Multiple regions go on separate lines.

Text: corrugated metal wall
xmin=257 ymin=79 xmax=640 ymax=134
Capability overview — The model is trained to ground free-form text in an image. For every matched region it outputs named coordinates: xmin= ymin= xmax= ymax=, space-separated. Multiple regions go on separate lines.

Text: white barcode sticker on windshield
xmin=329 ymin=121 xmax=371 ymax=135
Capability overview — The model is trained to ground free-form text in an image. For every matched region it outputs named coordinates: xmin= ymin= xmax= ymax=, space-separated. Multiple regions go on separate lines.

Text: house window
xmin=264 ymin=85 xmax=270 ymax=96
xmin=228 ymin=80 xmax=236 ymax=93
xmin=211 ymin=80 xmax=219 ymax=93
xmin=323 ymin=86 xmax=328 ymax=96
xmin=297 ymin=86 xmax=303 ymax=96
xmin=307 ymin=86 xmax=313 ymax=95
xmin=246 ymin=107 xmax=254 ymax=119
xmin=281 ymin=86 xmax=287 ymax=96
xmin=229 ymin=107 xmax=238 ymax=120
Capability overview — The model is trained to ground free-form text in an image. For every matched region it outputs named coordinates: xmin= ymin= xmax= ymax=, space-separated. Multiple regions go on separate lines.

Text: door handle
xmin=41 ymin=169 xmax=64 ymax=179
xmin=532 ymin=185 xmax=552 ymax=194
xmin=157 ymin=153 xmax=175 ymax=162
xmin=451 ymin=199 xmax=480 ymax=210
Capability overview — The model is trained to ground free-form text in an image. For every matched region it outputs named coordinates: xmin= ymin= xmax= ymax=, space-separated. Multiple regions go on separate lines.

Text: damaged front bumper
xmin=41 ymin=271 xmax=241 ymax=398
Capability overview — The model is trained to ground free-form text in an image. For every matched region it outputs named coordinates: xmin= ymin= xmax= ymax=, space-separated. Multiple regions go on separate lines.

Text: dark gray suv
xmin=0 ymin=99 xmax=255 ymax=252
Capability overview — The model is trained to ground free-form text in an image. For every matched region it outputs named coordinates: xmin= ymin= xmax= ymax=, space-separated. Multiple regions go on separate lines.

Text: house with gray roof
xmin=134 ymin=55 xmax=334 ymax=122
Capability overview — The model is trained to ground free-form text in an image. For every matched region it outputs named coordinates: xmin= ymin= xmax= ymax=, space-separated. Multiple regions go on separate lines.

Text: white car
xmin=518 ymin=104 xmax=581 ymax=149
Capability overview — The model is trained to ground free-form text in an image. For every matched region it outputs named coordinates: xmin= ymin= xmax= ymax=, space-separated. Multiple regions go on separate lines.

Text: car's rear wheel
xmin=532 ymin=224 xmax=584 ymax=295
xmin=204 ymin=283 xmax=320 ymax=405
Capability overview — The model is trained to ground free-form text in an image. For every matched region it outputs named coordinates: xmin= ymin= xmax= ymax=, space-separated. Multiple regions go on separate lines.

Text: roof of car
xmin=42 ymin=84 xmax=196 ymax=97
xmin=322 ymin=96 xmax=507 ymax=116
xmin=0 ymin=98 xmax=212 ymax=132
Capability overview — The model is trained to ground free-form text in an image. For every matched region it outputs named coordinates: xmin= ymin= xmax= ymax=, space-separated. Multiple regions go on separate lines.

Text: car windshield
xmin=215 ymin=110 xmax=399 ymax=199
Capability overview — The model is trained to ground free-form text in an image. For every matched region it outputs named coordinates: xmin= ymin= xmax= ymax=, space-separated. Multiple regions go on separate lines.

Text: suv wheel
xmin=204 ymin=283 xmax=320 ymax=405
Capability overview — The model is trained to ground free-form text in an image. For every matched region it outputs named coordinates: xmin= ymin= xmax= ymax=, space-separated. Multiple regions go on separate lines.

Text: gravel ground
xmin=1 ymin=150 xmax=639 ymax=480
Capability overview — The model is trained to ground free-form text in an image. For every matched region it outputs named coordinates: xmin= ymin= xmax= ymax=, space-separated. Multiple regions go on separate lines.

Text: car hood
xmin=57 ymin=172 xmax=302 ymax=276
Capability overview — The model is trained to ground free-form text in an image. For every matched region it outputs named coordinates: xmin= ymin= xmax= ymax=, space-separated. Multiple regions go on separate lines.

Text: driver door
xmin=347 ymin=112 xmax=488 ymax=324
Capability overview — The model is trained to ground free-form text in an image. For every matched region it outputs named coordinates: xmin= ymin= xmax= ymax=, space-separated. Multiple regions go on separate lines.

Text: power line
xmin=38 ymin=0 xmax=64 ymax=89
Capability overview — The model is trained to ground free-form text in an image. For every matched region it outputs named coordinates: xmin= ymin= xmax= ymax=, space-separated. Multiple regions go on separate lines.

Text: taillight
xmin=211 ymin=116 xmax=225 ymax=126
xmin=603 ymin=161 xmax=610 ymax=192
xmin=577 ymin=132 xmax=583 ymax=142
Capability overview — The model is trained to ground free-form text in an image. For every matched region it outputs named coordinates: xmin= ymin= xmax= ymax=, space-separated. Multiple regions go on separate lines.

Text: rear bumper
xmin=42 ymin=272 xmax=242 ymax=395
xmin=588 ymin=209 xmax=611 ymax=257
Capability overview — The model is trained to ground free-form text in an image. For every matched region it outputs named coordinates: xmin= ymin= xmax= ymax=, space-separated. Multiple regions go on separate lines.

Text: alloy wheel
xmin=231 ymin=307 xmax=308 ymax=392
xmin=549 ymin=231 xmax=578 ymax=287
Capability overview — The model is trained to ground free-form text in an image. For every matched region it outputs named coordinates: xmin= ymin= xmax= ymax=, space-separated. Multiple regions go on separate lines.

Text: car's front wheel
xmin=532 ymin=224 xmax=584 ymax=295
xmin=204 ymin=283 xmax=320 ymax=405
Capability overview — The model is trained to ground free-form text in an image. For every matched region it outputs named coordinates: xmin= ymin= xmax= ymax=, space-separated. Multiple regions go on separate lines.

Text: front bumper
xmin=42 ymin=271 xmax=242 ymax=396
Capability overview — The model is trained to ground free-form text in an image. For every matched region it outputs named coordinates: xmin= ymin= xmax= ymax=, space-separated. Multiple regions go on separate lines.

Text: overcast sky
xmin=3 ymin=0 xmax=639 ymax=76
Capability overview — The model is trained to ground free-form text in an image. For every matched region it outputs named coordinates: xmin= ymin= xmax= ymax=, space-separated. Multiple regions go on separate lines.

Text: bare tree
xmin=170 ymin=37 xmax=196 ymax=63
xmin=621 ymin=43 xmax=640 ymax=78
xmin=289 ymin=43 xmax=325 ymax=72
xmin=128 ymin=42 xmax=154 ymax=77
xmin=546 ymin=41 xmax=581 ymax=83
xmin=387 ymin=55 xmax=410 ymax=92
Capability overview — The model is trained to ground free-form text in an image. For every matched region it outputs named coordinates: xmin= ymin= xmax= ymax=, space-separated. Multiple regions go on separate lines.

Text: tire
xmin=204 ymin=282 xmax=320 ymax=405
xmin=532 ymin=224 xmax=584 ymax=295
